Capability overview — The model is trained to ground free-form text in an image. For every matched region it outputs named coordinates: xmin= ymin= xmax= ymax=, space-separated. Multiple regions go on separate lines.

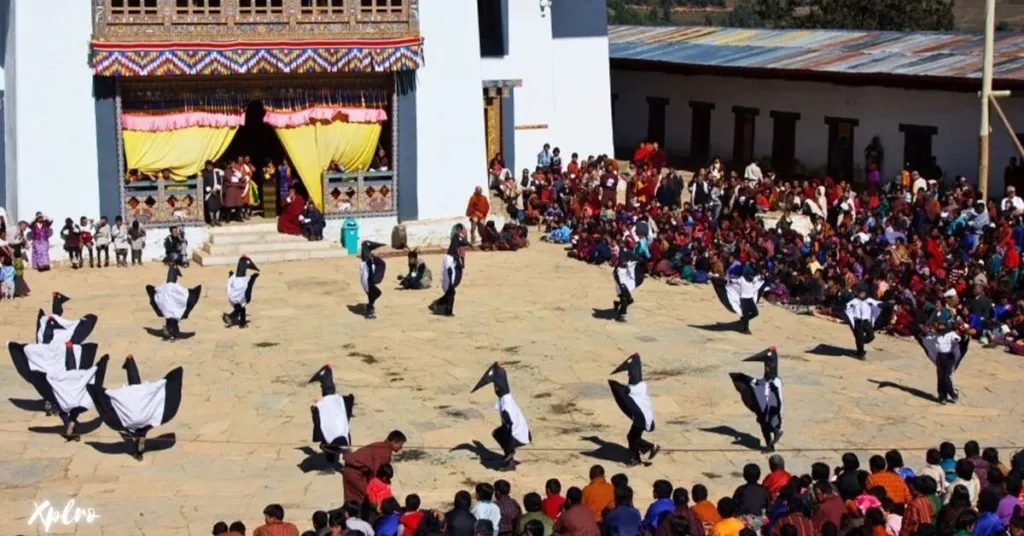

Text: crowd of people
xmin=485 ymin=141 xmax=1024 ymax=355
xmin=208 ymin=441 xmax=1024 ymax=536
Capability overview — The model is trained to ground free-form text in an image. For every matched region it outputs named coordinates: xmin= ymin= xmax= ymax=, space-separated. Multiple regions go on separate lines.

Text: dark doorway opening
xmin=732 ymin=106 xmax=758 ymax=167
xmin=826 ymin=117 xmax=858 ymax=183
xmin=900 ymin=124 xmax=937 ymax=177
xmin=221 ymin=101 xmax=299 ymax=202
xmin=646 ymin=97 xmax=668 ymax=148
xmin=689 ymin=101 xmax=713 ymax=167
xmin=770 ymin=111 xmax=799 ymax=176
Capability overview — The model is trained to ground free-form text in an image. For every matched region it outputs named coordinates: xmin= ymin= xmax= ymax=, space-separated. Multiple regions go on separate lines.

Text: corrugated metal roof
xmin=608 ymin=25 xmax=1024 ymax=80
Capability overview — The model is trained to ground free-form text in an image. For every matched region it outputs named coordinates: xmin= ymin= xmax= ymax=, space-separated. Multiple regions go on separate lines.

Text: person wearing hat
xmin=729 ymin=347 xmax=783 ymax=453
xmin=840 ymin=283 xmax=892 ymax=360
xmin=359 ymin=241 xmax=387 ymax=319
xmin=913 ymin=322 xmax=970 ymax=405
xmin=223 ymin=255 xmax=260 ymax=328
xmin=472 ymin=363 xmax=531 ymax=471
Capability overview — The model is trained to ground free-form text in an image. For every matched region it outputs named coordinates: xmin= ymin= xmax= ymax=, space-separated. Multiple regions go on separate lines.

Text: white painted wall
xmin=4 ymin=0 xmax=16 ymax=217
xmin=611 ymin=70 xmax=1024 ymax=196
xmin=415 ymin=0 xmax=489 ymax=220
xmin=8 ymin=0 xmax=98 ymax=223
xmin=480 ymin=6 xmax=613 ymax=172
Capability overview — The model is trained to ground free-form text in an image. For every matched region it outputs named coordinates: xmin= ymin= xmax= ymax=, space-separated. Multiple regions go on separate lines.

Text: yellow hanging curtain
xmin=274 ymin=121 xmax=381 ymax=209
xmin=123 ymin=127 xmax=238 ymax=180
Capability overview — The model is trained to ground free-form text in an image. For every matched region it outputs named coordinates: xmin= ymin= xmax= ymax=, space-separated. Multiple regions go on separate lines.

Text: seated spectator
xmin=518 ymin=493 xmax=555 ymax=536
xmin=555 ymin=487 xmax=600 ymax=536
xmin=299 ymin=200 xmax=325 ymax=241
xmin=255 ymin=504 xmax=299 ymax=536
xmin=375 ymin=498 xmax=402 ymax=536
xmin=542 ymin=479 xmax=565 ymax=521
xmin=446 ymin=491 xmax=476 ymax=536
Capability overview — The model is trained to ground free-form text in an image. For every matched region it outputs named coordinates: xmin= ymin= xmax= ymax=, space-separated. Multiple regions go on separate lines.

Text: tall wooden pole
xmin=979 ymin=0 xmax=996 ymax=201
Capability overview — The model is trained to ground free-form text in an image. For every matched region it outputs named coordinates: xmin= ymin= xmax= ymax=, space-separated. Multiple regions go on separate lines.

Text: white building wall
xmin=9 ymin=0 xmax=98 ymax=223
xmin=611 ymin=70 xmax=1024 ymax=195
xmin=414 ymin=0 xmax=488 ymax=220
xmin=551 ymin=36 xmax=614 ymax=160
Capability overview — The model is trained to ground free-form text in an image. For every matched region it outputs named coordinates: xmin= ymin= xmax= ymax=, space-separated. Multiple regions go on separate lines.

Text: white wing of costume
xmin=226 ymin=275 xmax=252 ymax=307
xmin=48 ymin=368 xmax=99 ymax=413
xmin=316 ymin=393 xmax=351 ymax=444
xmin=614 ymin=261 xmax=638 ymax=294
xmin=844 ymin=298 xmax=882 ymax=328
xmin=441 ymin=255 xmax=458 ymax=293
xmin=629 ymin=381 xmax=655 ymax=432
xmin=24 ymin=343 xmax=83 ymax=373
xmin=106 ymin=381 xmax=168 ymax=430
xmin=497 ymin=394 xmax=531 ymax=445
xmin=37 ymin=315 xmax=79 ymax=345
xmin=360 ymin=261 xmax=371 ymax=294
xmin=154 ymin=283 xmax=189 ymax=319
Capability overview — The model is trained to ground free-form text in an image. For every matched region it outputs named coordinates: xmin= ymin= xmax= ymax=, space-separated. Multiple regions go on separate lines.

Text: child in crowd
xmin=112 ymin=216 xmax=129 ymax=267
xmin=367 ymin=463 xmax=394 ymax=512
xmin=93 ymin=216 xmax=111 ymax=268
xmin=399 ymin=494 xmax=424 ymax=535
xmin=12 ymin=246 xmax=29 ymax=297
xmin=60 ymin=218 xmax=82 ymax=268
xmin=0 ymin=254 xmax=15 ymax=299
xmin=79 ymin=216 xmax=95 ymax=268
xmin=129 ymin=221 xmax=146 ymax=266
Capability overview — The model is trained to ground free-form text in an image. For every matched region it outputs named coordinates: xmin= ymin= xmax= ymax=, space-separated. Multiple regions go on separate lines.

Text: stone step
xmin=209 ymin=232 xmax=309 ymax=245
xmin=206 ymin=221 xmax=279 ymax=235
xmin=192 ymin=246 xmax=348 ymax=266
xmin=204 ymin=238 xmax=339 ymax=254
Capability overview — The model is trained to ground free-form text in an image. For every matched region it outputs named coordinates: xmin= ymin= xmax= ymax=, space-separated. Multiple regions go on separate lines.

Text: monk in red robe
xmin=342 ymin=430 xmax=406 ymax=504
xmin=277 ymin=186 xmax=305 ymax=235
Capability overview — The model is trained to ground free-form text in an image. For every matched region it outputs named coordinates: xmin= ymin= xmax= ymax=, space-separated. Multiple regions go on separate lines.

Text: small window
xmin=301 ymin=0 xmax=345 ymax=16
xmin=360 ymin=0 xmax=403 ymax=16
xmin=175 ymin=0 xmax=223 ymax=16
xmin=238 ymin=0 xmax=285 ymax=16
xmin=478 ymin=0 xmax=505 ymax=57
xmin=110 ymin=0 xmax=159 ymax=17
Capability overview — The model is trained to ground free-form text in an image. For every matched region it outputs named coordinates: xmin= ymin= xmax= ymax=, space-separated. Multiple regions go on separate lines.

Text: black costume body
xmin=359 ymin=242 xmax=386 ymax=319
xmin=608 ymin=354 xmax=658 ymax=465
xmin=17 ymin=339 xmax=110 ymax=440
xmin=472 ymin=363 xmax=532 ymax=470
xmin=730 ymin=348 xmax=784 ymax=452
xmin=224 ymin=256 xmax=260 ymax=328
xmin=915 ymin=328 xmax=970 ymax=404
xmin=613 ymin=252 xmax=646 ymax=321
xmin=431 ymin=234 xmax=470 ymax=316
xmin=309 ymin=365 xmax=355 ymax=465
xmin=35 ymin=292 xmax=98 ymax=345
xmin=712 ymin=273 xmax=769 ymax=333
xmin=840 ymin=292 xmax=893 ymax=359
xmin=88 ymin=356 xmax=184 ymax=459
xmin=145 ymin=266 xmax=202 ymax=340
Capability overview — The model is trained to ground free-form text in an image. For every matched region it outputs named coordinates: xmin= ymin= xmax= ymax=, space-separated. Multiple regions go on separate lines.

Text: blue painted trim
xmin=396 ymin=72 xmax=418 ymax=222
xmin=551 ymin=0 xmax=608 ymax=39
xmin=501 ymin=92 xmax=515 ymax=173
xmin=94 ymin=77 xmax=121 ymax=220
xmin=501 ymin=0 xmax=509 ymax=56
xmin=0 ymin=90 xmax=5 ymax=212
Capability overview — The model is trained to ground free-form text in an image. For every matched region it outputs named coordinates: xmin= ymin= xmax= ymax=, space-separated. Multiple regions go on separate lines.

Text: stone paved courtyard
xmin=2 ymin=243 xmax=1023 ymax=535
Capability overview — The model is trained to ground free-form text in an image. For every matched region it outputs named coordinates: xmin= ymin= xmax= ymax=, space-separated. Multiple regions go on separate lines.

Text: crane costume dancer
xmin=839 ymin=284 xmax=892 ymax=360
xmin=8 ymin=336 xmax=98 ymax=415
xmin=730 ymin=347 xmax=783 ymax=453
xmin=914 ymin=325 xmax=971 ymax=405
xmin=88 ymin=355 xmax=183 ymax=460
xmin=712 ymin=268 xmax=768 ymax=334
xmin=25 ymin=352 xmax=110 ymax=441
xmin=613 ymin=251 xmax=646 ymax=322
xmin=430 ymin=225 xmax=470 ymax=317
xmin=145 ymin=266 xmax=202 ymax=341
xmin=35 ymin=292 xmax=97 ymax=345
xmin=223 ymin=255 xmax=260 ymax=328
xmin=309 ymin=364 xmax=355 ymax=466
xmin=608 ymin=353 xmax=659 ymax=466
xmin=359 ymin=241 xmax=386 ymax=319
xmin=471 ymin=362 xmax=532 ymax=472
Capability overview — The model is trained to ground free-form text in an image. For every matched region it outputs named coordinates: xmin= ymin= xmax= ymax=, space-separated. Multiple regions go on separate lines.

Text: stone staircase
xmin=191 ymin=222 xmax=349 ymax=266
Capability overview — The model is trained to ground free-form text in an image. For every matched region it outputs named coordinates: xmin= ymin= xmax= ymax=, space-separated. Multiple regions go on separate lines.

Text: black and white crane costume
xmin=430 ymin=232 xmax=470 ymax=317
xmin=729 ymin=347 xmax=784 ymax=452
xmin=87 ymin=355 xmax=183 ymax=460
xmin=359 ymin=241 xmax=386 ymax=319
xmin=35 ymin=292 xmax=97 ymax=345
xmin=472 ymin=362 xmax=532 ymax=471
xmin=840 ymin=286 xmax=892 ymax=359
xmin=9 ymin=336 xmax=98 ymax=415
xmin=309 ymin=364 xmax=355 ymax=465
xmin=613 ymin=252 xmax=646 ymax=322
xmin=24 ymin=351 xmax=110 ymax=441
xmin=712 ymin=271 xmax=769 ymax=334
xmin=914 ymin=327 xmax=970 ymax=404
xmin=145 ymin=266 xmax=202 ymax=341
xmin=608 ymin=353 xmax=659 ymax=466
xmin=223 ymin=255 xmax=260 ymax=328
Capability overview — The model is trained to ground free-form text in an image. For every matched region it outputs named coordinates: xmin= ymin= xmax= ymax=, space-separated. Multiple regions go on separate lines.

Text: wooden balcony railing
xmin=93 ymin=0 xmax=417 ymax=41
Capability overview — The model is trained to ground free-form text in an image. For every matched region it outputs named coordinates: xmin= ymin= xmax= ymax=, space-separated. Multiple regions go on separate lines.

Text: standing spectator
xmin=551 ymin=148 xmax=563 ymax=175
xmin=733 ymin=464 xmax=771 ymax=516
xmin=866 ymin=455 xmax=912 ymax=505
xmin=517 ymin=493 xmax=554 ymax=536
xmin=367 ymin=464 xmax=395 ymax=511
xmin=60 ymin=217 xmax=82 ymax=269
xmin=254 ymin=504 xmax=300 ymax=536
xmin=583 ymin=465 xmax=615 ymax=522
xmin=112 ymin=216 xmax=129 ymax=267
xmin=494 ymin=480 xmax=521 ymax=536
xmin=29 ymin=212 xmax=53 ymax=271
xmin=12 ymin=247 xmax=29 ymax=297
xmin=762 ymin=455 xmax=792 ymax=500
xmin=472 ymin=483 xmax=501 ymax=535
xmin=129 ymin=220 xmax=146 ymax=266
xmin=541 ymin=479 xmax=565 ymax=521
xmin=642 ymin=480 xmax=674 ymax=533
xmin=466 ymin=186 xmax=491 ymax=244
xmin=604 ymin=485 xmax=642 ymax=536
xmin=537 ymin=144 xmax=552 ymax=170
xmin=78 ymin=216 xmax=95 ymax=268
xmin=554 ymin=487 xmax=600 ymax=536
xmin=708 ymin=498 xmax=743 ymax=536
xmin=743 ymin=160 xmax=763 ymax=184
xmin=93 ymin=216 xmax=111 ymax=268
xmin=0 ymin=255 xmax=14 ymax=299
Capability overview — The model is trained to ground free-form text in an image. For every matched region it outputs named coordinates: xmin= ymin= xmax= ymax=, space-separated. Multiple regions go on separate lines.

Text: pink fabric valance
xmin=263 ymin=106 xmax=388 ymax=128
xmin=122 ymin=112 xmax=246 ymax=132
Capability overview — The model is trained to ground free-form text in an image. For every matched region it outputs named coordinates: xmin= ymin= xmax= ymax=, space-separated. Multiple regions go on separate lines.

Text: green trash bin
xmin=342 ymin=218 xmax=359 ymax=255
